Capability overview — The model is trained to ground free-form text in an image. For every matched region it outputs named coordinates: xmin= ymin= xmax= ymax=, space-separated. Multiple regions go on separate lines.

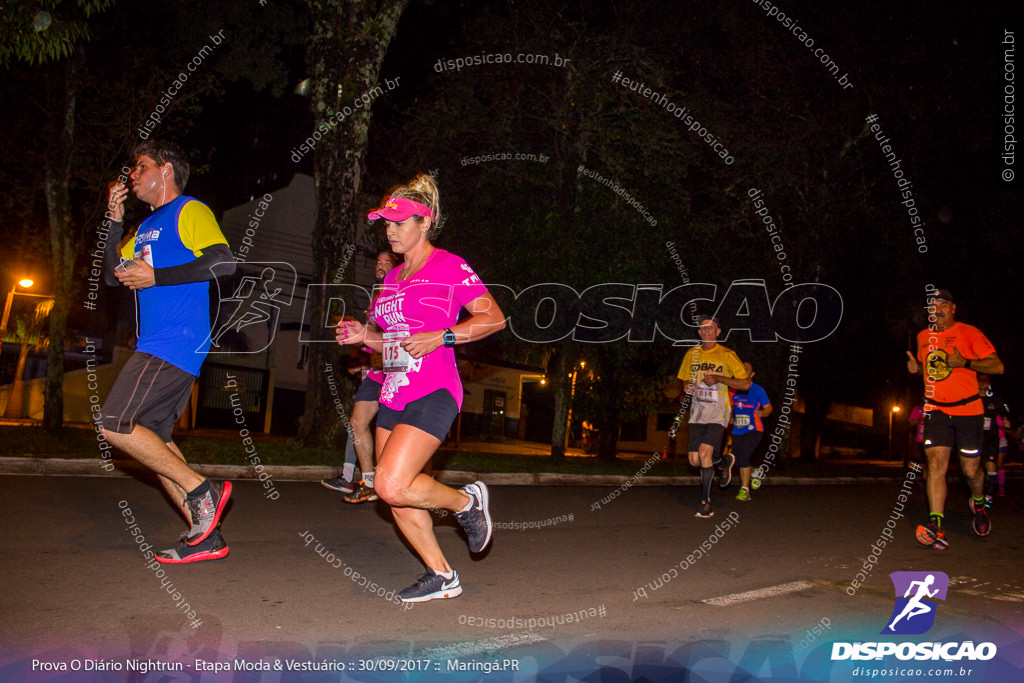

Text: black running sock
xmin=187 ymin=480 xmax=211 ymax=499
xmin=983 ymin=473 xmax=997 ymax=498
xmin=700 ymin=467 xmax=714 ymax=502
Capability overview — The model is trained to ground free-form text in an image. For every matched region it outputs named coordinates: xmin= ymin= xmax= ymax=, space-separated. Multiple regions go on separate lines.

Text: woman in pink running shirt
xmin=336 ymin=173 xmax=505 ymax=602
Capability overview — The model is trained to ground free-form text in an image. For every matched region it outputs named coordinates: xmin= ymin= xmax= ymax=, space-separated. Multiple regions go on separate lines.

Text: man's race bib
xmin=382 ymin=330 xmax=412 ymax=373
xmin=734 ymin=414 xmax=751 ymax=428
xmin=983 ymin=417 xmax=992 ymax=431
xmin=697 ymin=384 xmax=716 ymax=403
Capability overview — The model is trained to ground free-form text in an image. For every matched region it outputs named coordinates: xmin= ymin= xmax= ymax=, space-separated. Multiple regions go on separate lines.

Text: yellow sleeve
xmin=726 ymin=350 xmax=747 ymax=380
xmin=178 ymin=200 xmax=228 ymax=256
xmin=677 ymin=348 xmax=695 ymax=381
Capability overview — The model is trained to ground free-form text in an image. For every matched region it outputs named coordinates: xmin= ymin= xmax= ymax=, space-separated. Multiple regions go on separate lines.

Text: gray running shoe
xmin=398 ymin=568 xmax=462 ymax=602
xmin=321 ymin=476 xmax=356 ymax=493
xmin=455 ymin=481 xmax=493 ymax=552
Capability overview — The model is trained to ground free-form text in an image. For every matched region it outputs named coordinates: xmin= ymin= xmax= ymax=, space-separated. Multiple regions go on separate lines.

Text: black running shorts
xmin=100 ymin=352 xmax=196 ymax=442
xmin=376 ymin=389 xmax=459 ymax=441
xmin=688 ymin=422 xmax=726 ymax=454
xmin=731 ymin=430 xmax=763 ymax=468
xmin=353 ymin=375 xmax=383 ymax=403
xmin=922 ymin=411 xmax=983 ymax=457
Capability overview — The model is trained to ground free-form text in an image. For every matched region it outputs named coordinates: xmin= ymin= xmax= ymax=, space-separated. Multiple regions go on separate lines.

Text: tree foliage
xmin=1 ymin=0 xmax=302 ymax=428
xmin=0 ymin=0 xmax=114 ymax=67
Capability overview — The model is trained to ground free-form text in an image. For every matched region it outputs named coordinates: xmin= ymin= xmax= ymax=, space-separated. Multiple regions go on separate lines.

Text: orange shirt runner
xmin=916 ymin=322 xmax=996 ymax=416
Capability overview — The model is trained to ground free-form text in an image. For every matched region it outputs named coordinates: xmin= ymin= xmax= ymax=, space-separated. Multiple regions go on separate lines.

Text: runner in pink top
xmin=372 ymin=248 xmax=488 ymax=410
xmin=336 ymin=173 xmax=506 ymax=603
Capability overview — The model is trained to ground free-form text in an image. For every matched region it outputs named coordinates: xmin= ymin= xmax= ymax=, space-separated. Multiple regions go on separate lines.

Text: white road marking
xmin=951 ymin=576 xmax=1024 ymax=603
xmin=702 ymin=580 xmax=816 ymax=607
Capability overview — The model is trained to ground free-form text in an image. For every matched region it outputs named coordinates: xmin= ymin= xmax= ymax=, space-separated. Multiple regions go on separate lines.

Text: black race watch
xmin=443 ymin=328 xmax=456 ymax=347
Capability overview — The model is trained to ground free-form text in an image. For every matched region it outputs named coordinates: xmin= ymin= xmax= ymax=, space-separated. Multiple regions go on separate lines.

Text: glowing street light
xmin=1 ymin=278 xmax=55 ymax=410
xmin=1 ymin=279 xmax=35 ymax=341
xmin=1 ymin=277 xmax=54 ymax=351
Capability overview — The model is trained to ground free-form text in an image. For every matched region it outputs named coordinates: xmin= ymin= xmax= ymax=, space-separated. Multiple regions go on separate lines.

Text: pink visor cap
xmin=367 ymin=196 xmax=435 ymax=221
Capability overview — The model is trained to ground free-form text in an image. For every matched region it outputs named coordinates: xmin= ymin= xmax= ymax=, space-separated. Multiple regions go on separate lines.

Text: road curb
xmin=0 ymin=457 xmax=910 ymax=486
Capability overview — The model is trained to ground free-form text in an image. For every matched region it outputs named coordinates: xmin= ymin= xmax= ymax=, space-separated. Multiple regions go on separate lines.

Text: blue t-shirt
xmin=123 ymin=196 xmax=228 ymax=376
xmin=731 ymin=383 xmax=770 ymax=435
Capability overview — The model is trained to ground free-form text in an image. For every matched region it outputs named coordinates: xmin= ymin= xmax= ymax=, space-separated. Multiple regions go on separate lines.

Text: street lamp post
xmin=0 ymin=279 xmax=37 ymax=341
xmin=0 ymin=278 xmax=53 ymax=394
xmin=888 ymin=405 xmax=900 ymax=461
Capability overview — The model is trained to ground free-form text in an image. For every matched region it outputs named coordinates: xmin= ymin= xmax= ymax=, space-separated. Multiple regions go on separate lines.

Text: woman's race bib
xmin=382 ymin=329 xmax=412 ymax=373
xmin=734 ymin=414 xmax=751 ymax=428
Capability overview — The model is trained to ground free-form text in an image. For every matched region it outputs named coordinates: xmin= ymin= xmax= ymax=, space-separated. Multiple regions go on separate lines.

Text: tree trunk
xmin=596 ymin=425 xmax=618 ymax=461
xmin=594 ymin=347 xmax=622 ymax=461
xmin=299 ymin=0 xmax=409 ymax=448
xmin=42 ymin=52 xmax=81 ymax=430
xmin=548 ymin=341 xmax=570 ymax=459
xmin=545 ymin=60 xmax=587 ymax=460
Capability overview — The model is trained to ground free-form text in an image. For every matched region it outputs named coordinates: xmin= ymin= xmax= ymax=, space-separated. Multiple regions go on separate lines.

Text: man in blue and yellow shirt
xmin=101 ymin=140 xmax=236 ymax=564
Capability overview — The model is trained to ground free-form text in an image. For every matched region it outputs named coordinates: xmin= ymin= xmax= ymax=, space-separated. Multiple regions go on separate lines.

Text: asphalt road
xmin=1 ymin=473 xmax=1021 ymax=681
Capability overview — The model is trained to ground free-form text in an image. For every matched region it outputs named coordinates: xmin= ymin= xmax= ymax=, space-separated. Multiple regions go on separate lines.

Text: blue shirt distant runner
xmin=732 ymin=383 xmax=771 ymax=435
xmin=728 ymin=367 xmax=772 ymax=501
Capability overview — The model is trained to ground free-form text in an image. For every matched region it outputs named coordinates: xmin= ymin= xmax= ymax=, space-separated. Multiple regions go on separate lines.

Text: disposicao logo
xmin=882 ymin=571 xmax=948 ymax=635
xmin=831 ymin=570 xmax=997 ymax=662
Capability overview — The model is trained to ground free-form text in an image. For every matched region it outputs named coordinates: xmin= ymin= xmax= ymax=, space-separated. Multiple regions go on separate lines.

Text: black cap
xmin=932 ymin=289 xmax=954 ymax=303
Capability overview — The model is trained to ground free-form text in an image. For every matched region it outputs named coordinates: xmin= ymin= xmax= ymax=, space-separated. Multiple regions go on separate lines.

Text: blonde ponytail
xmin=389 ymin=172 xmax=445 ymax=238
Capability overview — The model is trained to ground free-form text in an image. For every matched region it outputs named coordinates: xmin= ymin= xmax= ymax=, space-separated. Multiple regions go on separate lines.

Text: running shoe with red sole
xmin=915 ymin=521 xmax=948 ymax=550
xmin=970 ymin=498 xmax=991 ymax=537
xmin=343 ymin=481 xmax=379 ymax=504
xmin=155 ymin=529 xmax=230 ymax=564
xmin=185 ymin=480 xmax=231 ymax=546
